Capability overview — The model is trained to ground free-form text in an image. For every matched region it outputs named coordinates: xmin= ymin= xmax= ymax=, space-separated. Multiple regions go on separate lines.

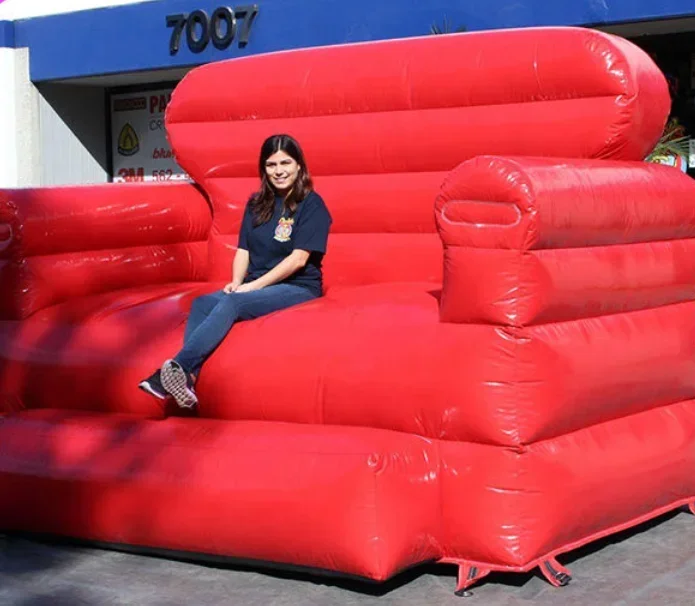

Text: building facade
xmin=3 ymin=0 xmax=695 ymax=187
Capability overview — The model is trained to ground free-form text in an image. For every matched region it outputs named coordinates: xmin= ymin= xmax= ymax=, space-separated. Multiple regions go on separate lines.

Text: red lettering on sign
xmin=117 ymin=168 xmax=145 ymax=182
xmin=149 ymin=94 xmax=171 ymax=114
xmin=152 ymin=148 xmax=173 ymax=160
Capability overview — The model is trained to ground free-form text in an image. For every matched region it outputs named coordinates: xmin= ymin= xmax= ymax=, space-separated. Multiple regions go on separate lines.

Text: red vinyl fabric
xmin=0 ymin=183 xmax=211 ymax=320
xmin=2 ymin=27 xmax=694 ymax=588
xmin=0 ymin=409 xmax=441 ymax=579
xmin=166 ymin=27 xmax=667 ymax=183
xmin=439 ymin=399 xmax=695 ymax=566
xmin=171 ymin=26 xmax=668 ymax=293
xmin=436 ymin=157 xmax=695 ymax=324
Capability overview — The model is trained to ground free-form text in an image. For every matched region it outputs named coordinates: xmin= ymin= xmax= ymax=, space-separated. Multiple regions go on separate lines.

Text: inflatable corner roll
xmin=2 ymin=26 xmax=695 ymax=595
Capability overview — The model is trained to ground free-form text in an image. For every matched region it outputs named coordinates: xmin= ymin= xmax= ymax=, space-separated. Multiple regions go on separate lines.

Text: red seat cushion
xmin=0 ymin=408 xmax=441 ymax=580
xmin=0 ymin=282 xmax=217 ymax=416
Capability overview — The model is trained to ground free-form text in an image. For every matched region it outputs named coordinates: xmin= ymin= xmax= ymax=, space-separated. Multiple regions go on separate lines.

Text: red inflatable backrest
xmin=166 ymin=27 xmax=669 ymax=288
xmin=0 ymin=184 xmax=211 ymax=319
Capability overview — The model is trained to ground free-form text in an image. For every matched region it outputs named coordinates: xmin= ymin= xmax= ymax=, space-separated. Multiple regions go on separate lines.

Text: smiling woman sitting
xmin=138 ymin=134 xmax=332 ymax=409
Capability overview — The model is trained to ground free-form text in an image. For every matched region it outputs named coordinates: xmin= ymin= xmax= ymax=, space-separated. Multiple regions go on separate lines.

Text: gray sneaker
xmin=160 ymin=359 xmax=198 ymax=409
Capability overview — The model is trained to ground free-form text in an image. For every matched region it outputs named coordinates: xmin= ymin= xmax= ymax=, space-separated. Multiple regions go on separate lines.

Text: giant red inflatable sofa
xmin=2 ymin=26 xmax=695 ymax=595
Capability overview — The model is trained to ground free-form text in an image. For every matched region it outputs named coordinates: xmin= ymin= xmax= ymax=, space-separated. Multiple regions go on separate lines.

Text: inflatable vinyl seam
xmin=166 ymin=94 xmax=624 ymax=125
xmin=0 ymin=242 xmax=210 ymax=320
xmin=439 ymin=238 xmax=695 ymax=326
xmin=518 ymin=395 xmax=695 ymax=450
xmin=0 ymin=185 xmax=212 ymax=260
xmin=167 ymin=96 xmax=641 ymax=184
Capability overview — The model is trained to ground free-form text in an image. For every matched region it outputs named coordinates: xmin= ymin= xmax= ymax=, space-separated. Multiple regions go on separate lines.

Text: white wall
xmin=0 ymin=0 xmax=156 ymax=187
xmin=0 ymin=49 xmax=20 ymax=187
xmin=0 ymin=47 xmax=40 ymax=188
xmin=0 ymin=1 xmax=187 ymax=187
xmin=0 ymin=0 xmax=160 ymax=20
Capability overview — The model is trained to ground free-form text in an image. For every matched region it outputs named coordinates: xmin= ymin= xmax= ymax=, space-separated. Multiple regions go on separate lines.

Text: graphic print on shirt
xmin=274 ymin=217 xmax=294 ymax=242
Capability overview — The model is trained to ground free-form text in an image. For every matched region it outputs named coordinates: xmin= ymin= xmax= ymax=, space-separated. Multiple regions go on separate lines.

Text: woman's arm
xmin=236 ymin=249 xmax=310 ymax=292
xmin=223 ymin=248 xmax=251 ymax=293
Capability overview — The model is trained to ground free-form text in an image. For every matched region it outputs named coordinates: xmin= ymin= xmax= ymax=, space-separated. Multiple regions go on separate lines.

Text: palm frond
xmin=646 ymin=135 xmax=691 ymax=162
xmin=430 ymin=18 xmax=467 ymax=35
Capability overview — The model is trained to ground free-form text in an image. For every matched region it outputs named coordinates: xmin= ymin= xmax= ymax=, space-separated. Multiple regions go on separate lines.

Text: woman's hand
xmin=223 ymin=280 xmax=242 ymax=294
xmin=234 ymin=281 xmax=260 ymax=294
xmin=225 ymin=280 xmax=260 ymax=294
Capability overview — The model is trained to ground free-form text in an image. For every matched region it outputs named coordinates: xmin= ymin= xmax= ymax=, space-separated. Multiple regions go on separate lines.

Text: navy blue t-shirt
xmin=237 ymin=191 xmax=332 ymax=297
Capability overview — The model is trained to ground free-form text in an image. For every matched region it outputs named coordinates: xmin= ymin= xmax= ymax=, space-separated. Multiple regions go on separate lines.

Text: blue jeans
xmin=174 ymin=284 xmax=318 ymax=375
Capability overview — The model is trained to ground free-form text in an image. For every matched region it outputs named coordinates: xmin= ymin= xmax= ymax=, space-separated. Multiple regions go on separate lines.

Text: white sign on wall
xmin=110 ymin=88 xmax=189 ymax=183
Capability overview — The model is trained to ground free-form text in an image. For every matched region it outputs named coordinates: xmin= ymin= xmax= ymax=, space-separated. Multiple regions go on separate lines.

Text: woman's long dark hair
xmin=250 ymin=134 xmax=314 ymax=225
